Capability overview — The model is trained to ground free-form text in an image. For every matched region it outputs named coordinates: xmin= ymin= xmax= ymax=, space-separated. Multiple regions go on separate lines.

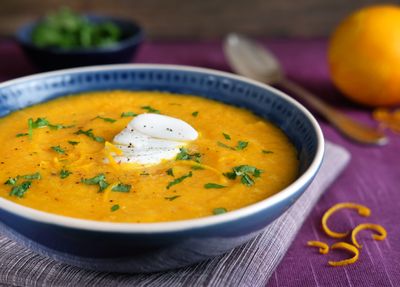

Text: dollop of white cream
xmin=111 ymin=113 xmax=198 ymax=165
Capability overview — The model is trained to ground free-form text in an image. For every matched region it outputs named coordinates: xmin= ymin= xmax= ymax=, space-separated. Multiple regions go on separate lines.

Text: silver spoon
xmin=223 ymin=33 xmax=388 ymax=146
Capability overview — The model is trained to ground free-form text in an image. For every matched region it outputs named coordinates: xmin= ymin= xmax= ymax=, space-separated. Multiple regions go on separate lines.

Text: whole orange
xmin=328 ymin=5 xmax=400 ymax=107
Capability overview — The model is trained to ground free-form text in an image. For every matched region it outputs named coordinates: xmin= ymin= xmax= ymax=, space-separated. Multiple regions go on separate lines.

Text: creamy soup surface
xmin=0 ymin=91 xmax=299 ymax=222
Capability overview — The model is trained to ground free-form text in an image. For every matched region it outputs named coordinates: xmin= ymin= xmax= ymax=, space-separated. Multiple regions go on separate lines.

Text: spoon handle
xmin=279 ymin=78 xmax=388 ymax=145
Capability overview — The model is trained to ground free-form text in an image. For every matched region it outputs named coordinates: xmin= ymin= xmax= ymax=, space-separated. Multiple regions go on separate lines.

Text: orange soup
xmin=0 ymin=91 xmax=299 ymax=222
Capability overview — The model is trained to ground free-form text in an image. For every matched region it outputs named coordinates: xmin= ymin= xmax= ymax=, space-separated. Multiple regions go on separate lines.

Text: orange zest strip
xmin=322 ymin=202 xmax=371 ymax=238
xmin=351 ymin=223 xmax=387 ymax=249
xmin=328 ymin=242 xmax=359 ymax=267
xmin=307 ymin=241 xmax=330 ymax=254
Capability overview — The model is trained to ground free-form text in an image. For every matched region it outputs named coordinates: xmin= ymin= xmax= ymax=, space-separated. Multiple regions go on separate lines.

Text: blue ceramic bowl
xmin=0 ymin=65 xmax=324 ymax=273
xmin=16 ymin=16 xmax=144 ymax=71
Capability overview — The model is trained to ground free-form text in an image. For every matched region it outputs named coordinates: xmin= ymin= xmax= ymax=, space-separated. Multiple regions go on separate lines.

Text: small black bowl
xmin=16 ymin=15 xmax=144 ymax=71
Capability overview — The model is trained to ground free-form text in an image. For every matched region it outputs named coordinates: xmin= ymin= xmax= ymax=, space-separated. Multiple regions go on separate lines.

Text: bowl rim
xmin=0 ymin=64 xmax=325 ymax=234
xmin=15 ymin=15 xmax=144 ymax=54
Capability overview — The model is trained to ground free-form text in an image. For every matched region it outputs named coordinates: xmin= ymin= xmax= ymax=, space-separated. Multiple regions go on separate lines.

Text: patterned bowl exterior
xmin=0 ymin=64 xmax=324 ymax=273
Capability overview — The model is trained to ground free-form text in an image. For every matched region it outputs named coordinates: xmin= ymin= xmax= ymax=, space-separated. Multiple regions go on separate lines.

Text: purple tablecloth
xmin=1 ymin=38 xmax=399 ymax=286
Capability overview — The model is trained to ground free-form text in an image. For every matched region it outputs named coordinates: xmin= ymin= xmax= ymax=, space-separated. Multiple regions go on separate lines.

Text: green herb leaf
xmin=223 ymin=165 xmax=263 ymax=187
xmin=141 ymin=106 xmax=160 ymax=114
xmin=26 ymin=117 xmax=73 ymax=139
xmin=218 ymin=140 xmax=249 ymax=151
xmin=176 ymin=148 xmax=202 ymax=163
xmin=32 ymin=117 xmax=49 ymax=128
xmin=213 ymin=207 xmax=227 ymax=215
xmin=74 ymin=129 xmax=104 ymax=143
xmin=16 ymin=133 xmax=29 ymax=137
xmin=121 ymin=111 xmax=138 ymax=118
xmin=28 ymin=118 xmax=34 ymax=139
xmin=68 ymin=140 xmax=80 ymax=146
xmin=164 ymin=195 xmax=180 ymax=201
xmin=236 ymin=141 xmax=248 ymax=150
xmin=217 ymin=141 xmax=235 ymax=150
xmin=31 ymin=8 xmax=122 ymax=49
xmin=48 ymin=123 xmax=75 ymax=130
xmin=262 ymin=150 xmax=274 ymax=154
xmin=166 ymin=168 xmax=174 ymax=177
xmin=222 ymin=133 xmax=231 ymax=140
xmin=192 ymin=111 xmax=199 ymax=117
xmin=81 ymin=173 xmax=109 ymax=192
xmin=111 ymin=204 xmax=120 ymax=212
xmin=204 ymin=183 xmax=226 ymax=189
xmin=241 ymin=173 xmax=254 ymax=186
xmin=4 ymin=177 xmax=18 ymax=185
xmin=60 ymin=169 xmax=72 ymax=179
xmin=111 ymin=183 xmax=131 ymax=193
xmin=191 ymin=165 xmax=205 ymax=170
xmin=51 ymin=145 xmax=66 ymax=154
xmin=166 ymin=171 xmax=192 ymax=189
xmin=20 ymin=172 xmax=41 ymax=180
xmin=10 ymin=181 xmax=31 ymax=198
xmin=93 ymin=115 xmax=116 ymax=123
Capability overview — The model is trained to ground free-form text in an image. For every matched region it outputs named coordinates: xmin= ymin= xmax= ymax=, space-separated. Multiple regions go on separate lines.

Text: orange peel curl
xmin=307 ymin=241 xmax=329 ymax=254
xmin=351 ymin=223 xmax=387 ymax=249
xmin=322 ymin=202 xmax=371 ymax=238
xmin=328 ymin=242 xmax=359 ymax=267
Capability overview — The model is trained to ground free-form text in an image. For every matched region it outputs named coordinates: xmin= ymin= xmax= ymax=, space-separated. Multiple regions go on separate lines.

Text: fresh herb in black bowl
xmin=16 ymin=8 xmax=144 ymax=71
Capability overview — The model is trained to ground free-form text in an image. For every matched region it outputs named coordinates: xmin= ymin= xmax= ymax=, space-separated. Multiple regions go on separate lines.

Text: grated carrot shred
xmin=351 ymin=223 xmax=387 ymax=249
xmin=307 ymin=241 xmax=329 ymax=254
xmin=322 ymin=202 xmax=371 ymax=238
xmin=328 ymin=242 xmax=359 ymax=267
xmin=104 ymin=141 xmax=122 ymax=168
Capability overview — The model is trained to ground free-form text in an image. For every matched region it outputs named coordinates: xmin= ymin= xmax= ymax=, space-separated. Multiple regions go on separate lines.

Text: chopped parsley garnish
xmin=204 ymin=183 xmax=226 ymax=189
xmin=4 ymin=172 xmax=41 ymax=198
xmin=217 ymin=141 xmax=235 ymax=150
xmin=222 ymin=133 xmax=231 ymax=140
xmin=165 ymin=195 xmax=180 ymax=201
xmin=262 ymin=150 xmax=274 ymax=154
xmin=60 ymin=169 xmax=72 ymax=179
xmin=10 ymin=181 xmax=31 ymax=198
xmin=4 ymin=177 xmax=17 ymax=185
xmin=81 ymin=173 xmax=109 ymax=192
xmin=175 ymin=148 xmax=202 ymax=163
xmin=74 ymin=129 xmax=104 ymax=143
xmin=51 ymin=145 xmax=66 ymax=154
xmin=141 ymin=106 xmax=160 ymax=114
xmin=27 ymin=117 xmax=74 ymax=139
xmin=236 ymin=141 xmax=248 ymax=150
xmin=166 ymin=171 xmax=192 ymax=189
xmin=5 ymin=172 xmax=41 ymax=185
xmin=93 ymin=115 xmax=116 ymax=123
xmin=16 ymin=133 xmax=28 ymax=137
xmin=121 ymin=111 xmax=138 ymax=118
xmin=217 ymin=140 xmax=249 ymax=151
xmin=28 ymin=118 xmax=34 ymax=139
xmin=224 ymin=165 xmax=263 ymax=187
xmin=21 ymin=172 xmax=41 ymax=180
xmin=166 ymin=168 xmax=174 ymax=177
xmin=191 ymin=165 xmax=205 ymax=170
xmin=68 ymin=140 xmax=80 ymax=146
xmin=213 ymin=207 xmax=227 ymax=215
xmin=192 ymin=111 xmax=199 ymax=117
xmin=140 ymin=171 xmax=150 ymax=176
xmin=111 ymin=183 xmax=131 ymax=193
xmin=111 ymin=204 xmax=120 ymax=212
